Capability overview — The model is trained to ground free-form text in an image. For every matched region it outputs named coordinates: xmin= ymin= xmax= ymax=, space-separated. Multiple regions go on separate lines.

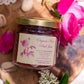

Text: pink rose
xmin=0 ymin=31 xmax=14 ymax=53
xmin=57 ymin=0 xmax=84 ymax=46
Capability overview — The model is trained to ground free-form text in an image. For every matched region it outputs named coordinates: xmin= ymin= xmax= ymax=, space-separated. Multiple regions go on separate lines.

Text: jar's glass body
xmin=13 ymin=25 xmax=59 ymax=69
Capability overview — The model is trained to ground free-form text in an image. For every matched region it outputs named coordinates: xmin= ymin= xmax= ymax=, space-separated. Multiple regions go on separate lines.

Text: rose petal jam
xmin=13 ymin=17 xmax=59 ymax=69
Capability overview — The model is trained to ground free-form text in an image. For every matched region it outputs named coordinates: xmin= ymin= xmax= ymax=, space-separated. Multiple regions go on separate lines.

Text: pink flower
xmin=0 ymin=31 xmax=14 ymax=53
xmin=60 ymin=13 xmax=79 ymax=46
xmin=57 ymin=0 xmax=84 ymax=46
xmin=20 ymin=38 xmax=30 ymax=47
xmin=57 ymin=0 xmax=74 ymax=15
xmin=21 ymin=40 xmax=29 ymax=47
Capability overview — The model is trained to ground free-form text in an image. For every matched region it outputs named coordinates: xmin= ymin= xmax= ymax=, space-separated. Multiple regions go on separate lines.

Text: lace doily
xmin=0 ymin=0 xmax=17 ymax=5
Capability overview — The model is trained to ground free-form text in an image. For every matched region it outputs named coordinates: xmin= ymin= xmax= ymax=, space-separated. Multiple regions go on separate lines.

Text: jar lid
xmin=16 ymin=17 xmax=57 ymax=28
xmin=1 ymin=61 xmax=17 ymax=72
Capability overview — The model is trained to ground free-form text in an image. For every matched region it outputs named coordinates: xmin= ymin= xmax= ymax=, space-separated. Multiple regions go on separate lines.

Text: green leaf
xmin=59 ymin=71 xmax=69 ymax=84
xmin=5 ymin=80 xmax=10 ymax=84
xmin=54 ymin=10 xmax=61 ymax=18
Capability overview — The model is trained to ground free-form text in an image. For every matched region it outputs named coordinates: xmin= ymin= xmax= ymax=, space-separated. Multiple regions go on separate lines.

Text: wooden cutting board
xmin=0 ymin=0 xmax=84 ymax=84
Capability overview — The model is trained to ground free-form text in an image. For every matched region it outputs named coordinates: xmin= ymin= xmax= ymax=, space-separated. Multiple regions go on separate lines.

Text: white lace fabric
xmin=0 ymin=0 xmax=17 ymax=5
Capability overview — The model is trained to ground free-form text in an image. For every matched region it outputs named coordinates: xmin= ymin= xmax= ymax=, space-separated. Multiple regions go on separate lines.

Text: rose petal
xmin=53 ymin=29 xmax=61 ymax=40
xmin=60 ymin=13 xmax=80 ymax=46
xmin=61 ymin=13 xmax=78 ymax=40
xmin=60 ymin=34 xmax=68 ymax=46
xmin=67 ymin=1 xmax=84 ymax=20
xmin=57 ymin=0 xmax=74 ymax=15
xmin=78 ymin=24 xmax=82 ymax=30
xmin=78 ymin=18 xmax=84 ymax=25
xmin=0 ymin=31 xmax=14 ymax=53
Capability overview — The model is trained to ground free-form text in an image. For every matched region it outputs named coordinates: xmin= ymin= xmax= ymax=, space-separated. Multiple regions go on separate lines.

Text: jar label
xmin=17 ymin=33 xmax=57 ymax=66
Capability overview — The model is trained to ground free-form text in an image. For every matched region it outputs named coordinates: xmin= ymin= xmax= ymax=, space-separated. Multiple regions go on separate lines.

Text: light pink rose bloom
xmin=0 ymin=31 xmax=14 ymax=53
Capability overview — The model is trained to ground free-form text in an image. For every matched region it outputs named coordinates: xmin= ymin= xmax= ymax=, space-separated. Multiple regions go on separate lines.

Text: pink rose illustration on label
xmin=20 ymin=38 xmax=36 ymax=57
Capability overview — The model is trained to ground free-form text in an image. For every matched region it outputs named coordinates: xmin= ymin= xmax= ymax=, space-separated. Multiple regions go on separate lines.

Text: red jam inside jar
xmin=13 ymin=17 xmax=59 ymax=69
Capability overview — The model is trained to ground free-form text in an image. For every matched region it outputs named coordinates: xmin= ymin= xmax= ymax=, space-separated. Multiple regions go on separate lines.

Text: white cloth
xmin=0 ymin=0 xmax=16 ymax=5
xmin=78 ymin=0 xmax=84 ymax=7
xmin=70 ymin=69 xmax=84 ymax=84
xmin=0 ymin=79 xmax=4 ymax=84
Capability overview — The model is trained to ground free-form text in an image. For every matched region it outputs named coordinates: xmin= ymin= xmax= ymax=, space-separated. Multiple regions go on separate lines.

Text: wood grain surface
xmin=0 ymin=0 xmax=84 ymax=84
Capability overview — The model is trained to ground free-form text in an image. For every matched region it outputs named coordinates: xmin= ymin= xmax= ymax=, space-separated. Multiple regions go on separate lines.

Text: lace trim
xmin=0 ymin=0 xmax=17 ymax=5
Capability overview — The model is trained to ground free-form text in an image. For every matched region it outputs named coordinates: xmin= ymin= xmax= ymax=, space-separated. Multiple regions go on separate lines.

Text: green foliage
xmin=5 ymin=80 xmax=10 ymax=84
xmin=54 ymin=10 xmax=61 ymax=18
xmin=59 ymin=71 xmax=69 ymax=84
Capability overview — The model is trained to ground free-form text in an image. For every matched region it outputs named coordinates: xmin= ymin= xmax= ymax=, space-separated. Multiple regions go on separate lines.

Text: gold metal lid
xmin=16 ymin=17 xmax=56 ymax=28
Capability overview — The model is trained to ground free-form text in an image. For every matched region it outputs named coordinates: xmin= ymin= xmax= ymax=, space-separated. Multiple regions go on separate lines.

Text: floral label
xmin=17 ymin=33 xmax=57 ymax=66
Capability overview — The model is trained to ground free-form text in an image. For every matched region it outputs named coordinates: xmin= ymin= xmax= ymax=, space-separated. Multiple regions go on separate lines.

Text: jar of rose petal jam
xmin=13 ymin=17 xmax=59 ymax=69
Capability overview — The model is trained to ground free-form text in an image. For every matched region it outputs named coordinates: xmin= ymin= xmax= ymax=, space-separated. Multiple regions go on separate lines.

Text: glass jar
xmin=13 ymin=17 xmax=59 ymax=69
